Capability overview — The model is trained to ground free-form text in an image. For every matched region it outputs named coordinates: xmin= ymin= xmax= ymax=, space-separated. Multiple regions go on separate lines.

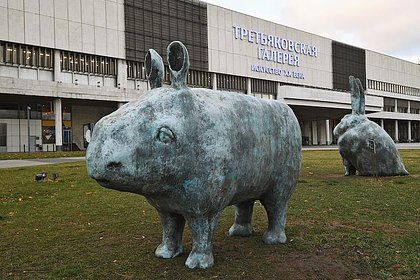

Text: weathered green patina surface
xmin=86 ymin=41 xmax=302 ymax=269
xmin=333 ymin=76 xmax=408 ymax=176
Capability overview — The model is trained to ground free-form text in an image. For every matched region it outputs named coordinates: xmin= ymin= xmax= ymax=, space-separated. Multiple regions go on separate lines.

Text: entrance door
xmin=63 ymin=129 xmax=72 ymax=151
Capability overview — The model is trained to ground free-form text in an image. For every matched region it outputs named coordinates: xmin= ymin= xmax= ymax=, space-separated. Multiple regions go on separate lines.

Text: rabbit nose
xmin=106 ymin=161 xmax=123 ymax=170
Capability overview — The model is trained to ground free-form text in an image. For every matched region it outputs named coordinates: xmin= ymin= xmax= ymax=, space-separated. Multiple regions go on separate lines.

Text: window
xmin=217 ymin=74 xmax=247 ymax=93
xmin=251 ymin=78 xmax=277 ymax=99
xmin=367 ymin=79 xmax=420 ymax=97
xmin=60 ymin=50 xmax=117 ymax=76
xmin=0 ymin=41 xmax=53 ymax=68
xmin=0 ymin=42 xmax=4 ymax=63
xmin=384 ymin=97 xmax=395 ymax=112
xmin=127 ymin=60 xmax=146 ymax=80
xmin=187 ymin=69 xmax=212 ymax=88
xmin=44 ymin=49 xmax=53 ymax=68
xmin=397 ymin=99 xmax=408 ymax=113
xmin=411 ymin=101 xmax=420 ymax=114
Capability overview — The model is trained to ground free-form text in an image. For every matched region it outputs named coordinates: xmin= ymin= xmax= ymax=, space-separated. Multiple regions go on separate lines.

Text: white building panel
xmin=1 ymin=0 xmax=125 ymax=58
xmin=94 ymin=0 xmax=106 ymax=28
xmin=24 ymin=0 xmax=39 ymax=14
xmin=54 ymin=0 xmax=68 ymax=20
xmin=8 ymin=0 xmax=23 ymax=11
xmin=117 ymin=3 xmax=125 ymax=31
xmin=82 ymin=24 xmax=95 ymax=54
xmin=54 ymin=18 xmax=68 ymax=49
xmin=106 ymin=1 xmax=118 ymax=29
xmin=68 ymin=21 xmax=82 ymax=52
xmin=8 ymin=9 xmax=25 ymax=43
xmin=107 ymin=29 xmax=119 ymax=58
xmin=68 ymin=0 xmax=81 ymax=23
xmin=40 ymin=15 xmax=55 ymax=47
xmin=94 ymin=26 xmax=107 ymax=55
xmin=81 ymin=0 xmax=94 ymax=25
xmin=25 ymin=12 xmax=40 ymax=45
xmin=40 ymin=0 xmax=54 ymax=17
xmin=207 ymin=4 xmax=333 ymax=89
xmin=118 ymin=30 xmax=125 ymax=58
xmin=0 ymin=7 xmax=8 ymax=40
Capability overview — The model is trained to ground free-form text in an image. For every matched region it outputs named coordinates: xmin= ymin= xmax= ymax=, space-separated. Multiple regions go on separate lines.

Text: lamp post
xmin=27 ymin=106 xmax=31 ymax=154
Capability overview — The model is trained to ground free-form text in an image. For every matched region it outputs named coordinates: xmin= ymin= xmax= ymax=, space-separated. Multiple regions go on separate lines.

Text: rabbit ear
xmin=356 ymin=78 xmax=365 ymax=115
xmin=349 ymin=76 xmax=359 ymax=114
xmin=167 ymin=41 xmax=190 ymax=89
xmin=349 ymin=76 xmax=364 ymax=115
xmin=145 ymin=49 xmax=164 ymax=89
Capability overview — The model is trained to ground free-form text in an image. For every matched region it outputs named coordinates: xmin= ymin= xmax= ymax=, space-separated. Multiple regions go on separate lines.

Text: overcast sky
xmin=204 ymin=0 xmax=420 ymax=64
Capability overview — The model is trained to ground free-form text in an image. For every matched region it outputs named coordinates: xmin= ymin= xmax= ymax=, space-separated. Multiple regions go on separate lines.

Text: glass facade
xmin=124 ymin=0 xmax=208 ymax=71
xmin=332 ymin=41 xmax=366 ymax=91
xmin=41 ymin=103 xmax=72 ymax=146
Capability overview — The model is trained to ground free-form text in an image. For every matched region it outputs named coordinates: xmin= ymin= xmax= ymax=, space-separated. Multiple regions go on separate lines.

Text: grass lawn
xmin=0 ymin=150 xmax=418 ymax=279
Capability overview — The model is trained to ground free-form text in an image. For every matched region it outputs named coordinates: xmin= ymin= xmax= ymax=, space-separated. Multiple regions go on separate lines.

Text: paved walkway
xmin=0 ymin=157 xmax=85 ymax=169
xmin=0 ymin=143 xmax=419 ymax=169
xmin=303 ymin=143 xmax=420 ymax=151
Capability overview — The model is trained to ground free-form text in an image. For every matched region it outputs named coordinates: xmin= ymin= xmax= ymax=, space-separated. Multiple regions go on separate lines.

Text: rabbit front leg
xmin=155 ymin=211 xmax=185 ymax=258
xmin=184 ymin=214 xmax=220 ymax=269
xmin=343 ymin=158 xmax=356 ymax=176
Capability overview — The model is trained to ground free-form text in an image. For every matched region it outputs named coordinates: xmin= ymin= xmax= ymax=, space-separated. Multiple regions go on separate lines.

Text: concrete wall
xmin=278 ymin=86 xmax=383 ymax=111
xmin=0 ymin=75 xmax=145 ymax=102
xmin=0 ymin=66 xmax=54 ymax=81
xmin=207 ymin=4 xmax=333 ymax=89
xmin=0 ymin=0 xmax=125 ymax=58
xmin=367 ymin=89 xmax=420 ymax=102
xmin=72 ymin=104 xmax=116 ymax=150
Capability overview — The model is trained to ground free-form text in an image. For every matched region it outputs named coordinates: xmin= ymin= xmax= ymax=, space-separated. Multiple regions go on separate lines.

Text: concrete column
xmin=408 ymin=120 xmax=412 ymax=142
xmin=117 ymin=59 xmax=127 ymax=89
xmin=246 ymin=78 xmax=251 ymax=95
xmin=311 ymin=121 xmax=318 ymax=145
xmin=380 ymin=119 xmax=384 ymax=129
xmin=408 ymin=100 xmax=411 ymax=114
xmin=306 ymin=121 xmax=312 ymax=146
xmin=326 ymin=119 xmax=331 ymax=145
xmin=54 ymin=98 xmax=63 ymax=151
xmin=277 ymin=82 xmax=284 ymax=100
xmin=53 ymin=50 xmax=62 ymax=82
xmin=394 ymin=99 xmax=398 ymax=112
xmin=394 ymin=119 xmax=399 ymax=142
xmin=211 ymin=73 xmax=217 ymax=90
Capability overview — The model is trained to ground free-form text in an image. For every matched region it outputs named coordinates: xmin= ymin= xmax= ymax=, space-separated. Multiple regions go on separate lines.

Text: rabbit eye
xmin=157 ymin=127 xmax=176 ymax=144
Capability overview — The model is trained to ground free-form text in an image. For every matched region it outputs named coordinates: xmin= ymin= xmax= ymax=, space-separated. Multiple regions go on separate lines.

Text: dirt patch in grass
xmin=272 ymin=249 xmax=368 ymax=280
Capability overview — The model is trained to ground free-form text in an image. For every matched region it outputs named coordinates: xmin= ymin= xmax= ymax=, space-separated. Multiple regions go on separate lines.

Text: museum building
xmin=0 ymin=0 xmax=419 ymax=152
